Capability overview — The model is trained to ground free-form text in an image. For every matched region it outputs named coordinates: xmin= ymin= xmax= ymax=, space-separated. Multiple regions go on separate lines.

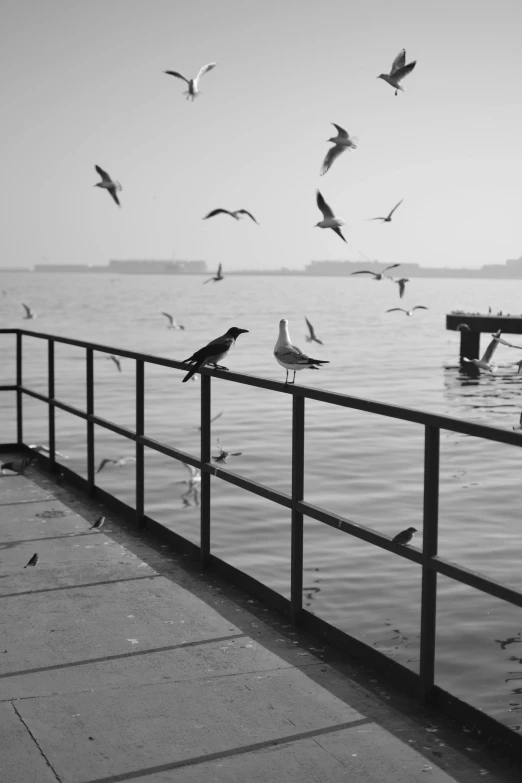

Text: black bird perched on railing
xmin=392 ymin=527 xmax=417 ymax=545
xmin=181 ymin=327 xmax=249 ymax=383
xmin=1 ymin=457 xmax=32 ymax=475
xmin=24 ymin=553 xmax=39 ymax=568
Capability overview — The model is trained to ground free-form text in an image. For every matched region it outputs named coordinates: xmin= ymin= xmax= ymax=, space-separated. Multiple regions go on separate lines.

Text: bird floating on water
xmin=94 ymin=165 xmax=122 ymax=207
xmin=394 ymin=278 xmax=409 ymax=299
xmin=203 ymin=263 xmax=224 ymax=284
xmin=305 ymin=317 xmax=323 ymax=345
xmin=96 ymin=456 xmax=136 ymax=474
xmin=164 ymin=62 xmax=216 ymax=101
xmin=320 ymin=123 xmax=357 ymax=176
xmin=351 ymin=263 xmax=400 ymax=280
xmin=315 ymin=191 xmax=346 ymax=243
xmin=212 ymin=438 xmax=243 ymax=464
xmin=378 ymin=49 xmax=416 ymax=95
xmin=89 ymin=516 xmax=106 ymax=530
xmin=462 ymin=330 xmax=501 ymax=372
xmin=368 ymin=199 xmax=403 ymax=223
xmin=274 ymin=319 xmax=329 ymax=384
xmin=161 ymin=312 xmax=185 ymax=330
xmin=392 ymin=527 xmax=417 ymax=545
xmin=181 ymin=326 xmax=248 ymax=383
xmin=22 ymin=303 xmax=35 ymax=319
xmin=24 ymin=553 xmax=39 ymax=568
xmin=203 ymin=208 xmax=259 ymax=224
xmin=108 ymin=355 xmax=122 ymax=372
xmin=386 ymin=306 xmax=428 ymax=317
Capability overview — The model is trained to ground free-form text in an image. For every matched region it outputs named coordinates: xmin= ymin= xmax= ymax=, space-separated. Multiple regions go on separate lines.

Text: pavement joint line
xmin=0 ymin=633 xmax=247 ymax=679
xmin=79 ymin=717 xmax=373 ymax=783
xmin=0 ymin=497 xmax=54 ymax=507
xmin=10 ymin=699 xmax=64 ymax=783
xmin=0 ymin=574 xmax=161 ymax=599
xmin=0 ymin=531 xmax=108 ymax=547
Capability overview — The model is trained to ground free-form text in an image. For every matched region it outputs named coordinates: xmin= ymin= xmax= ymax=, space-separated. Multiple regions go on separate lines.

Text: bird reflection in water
xmin=176 ymin=463 xmax=201 ymax=507
xmin=302 ymin=567 xmax=321 ymax=609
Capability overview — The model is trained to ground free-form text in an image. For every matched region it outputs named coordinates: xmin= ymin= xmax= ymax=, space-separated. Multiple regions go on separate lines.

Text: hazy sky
xmin=2 ymin=0 xmax=522 ymax=270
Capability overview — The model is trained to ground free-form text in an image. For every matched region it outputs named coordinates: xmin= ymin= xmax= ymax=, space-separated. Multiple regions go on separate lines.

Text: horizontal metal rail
xmin=2 ymin=327 xmax=522 ymax=756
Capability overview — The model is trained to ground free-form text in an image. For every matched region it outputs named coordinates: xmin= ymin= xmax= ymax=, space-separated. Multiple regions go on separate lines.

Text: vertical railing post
xmin=86 ymin=348 xmax=95 ymax=495
xmin=200 ymin=373 xmax=211 ymax=568
xmin=48 ymin=340 xmax=55 ymax=472
xmin=419 ymin=424 xmax=440 ymax=703
xmin=16 ymin=332 xmax=23 ymax=446
xmin=135 ymin=359 xmax=145 ymax=526
xmin=290 ymin=394 xmax=305 ymax=626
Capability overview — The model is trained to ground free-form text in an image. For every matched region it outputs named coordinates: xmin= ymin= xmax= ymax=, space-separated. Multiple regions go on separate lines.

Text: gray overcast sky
xmin=2 ymin=0 xmax=522 ymax=270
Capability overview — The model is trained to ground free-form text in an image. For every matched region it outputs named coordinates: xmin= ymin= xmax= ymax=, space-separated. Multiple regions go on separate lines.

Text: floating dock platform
xmin=446 ymin=313 xmax=522 ymax=361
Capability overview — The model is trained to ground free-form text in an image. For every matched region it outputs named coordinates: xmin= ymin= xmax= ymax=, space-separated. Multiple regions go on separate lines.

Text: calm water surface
xmin=1 ymin=271 xmax=522 ymax=730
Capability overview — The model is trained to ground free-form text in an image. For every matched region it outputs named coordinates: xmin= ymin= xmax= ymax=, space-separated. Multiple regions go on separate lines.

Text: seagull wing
xmin=320 ymin=145 xmax=345 ymax=176
xmin=194 ymin=62 xmax=217 ymax=85
xmin=22 ymin=303 xmax=31 ymax=317
xmin=393 ymin=61 xmax=416 ymax=83
xmin=316 ymin=190 xmax=334 ymax=219
xmin=412 ymin=306 xmax=428 ymax=311
xmin=332 ymin=226 xmax=347 ymax=243
xmin=217 ymin=263 xmax=223 ymax=277
xmin=331 ymin=123 xmax=349 ymax=139
xmin=95 ymin=165 xmax=111 ymax=183
xmin=96 ymin=458 xmax=113 ymax=474
xmin=386 ymin=308 xmax=405 ymax=313
xmin=387 ymin=199 xmax=403 ymax=219
xmin=203 ymin=209 xmax=231 ymax=219
xmin=210 ymin=411 xmax=223 ymax=424
xmin=390 ymin=49 xmax=406 ymax=75
xmin=397 ymin=280 xmax=406 ymax=298
xmin=305 ymin=316 xmax=315 ymax=339
xmin=383 ymin=263 xmax=401 ymax=273
xmin=164 ymin=70 xmax=190 ymax=84
xmin=108 ymin=187 xmax=121 ymax=207
xmin=236 ymin=210 xmax=259 ymax=224
xmin=482 ymin=335 xmax=501 ymax=363
xmin=162 ymin=312 xmax=174 ymax=326
xmin=351 ymin=270 xmax=377 ymax=277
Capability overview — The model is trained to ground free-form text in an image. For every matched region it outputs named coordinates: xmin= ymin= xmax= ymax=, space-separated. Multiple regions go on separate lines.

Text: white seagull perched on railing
xmin=22 ymin=303 xmax=35 ymax=319
xmin=320 ymin=123 xmax=357 ymax=176
xmin=368 ymin=199 xmax=403 ymax=223
xmin=203 ymin=208 xmax=259 ymax=224
xmin=351 ymin=263 xmax=400 ymax=280
xmin=94 ymin=165 xmax=122 ymax=207
xmin=315 ymin=190 xmax=346 ymax=243
xmin=378 ymin=49 xmax=416 ymax=95
xmin=274 ymin=319 xmax=329 ymax=384
xmin=462 ymin=330 xmax=501 ymax=372
xmin=386 ymin=306 xmax=428 ymax=317
xmin=164 ymin=62 xmax=216 ymax=101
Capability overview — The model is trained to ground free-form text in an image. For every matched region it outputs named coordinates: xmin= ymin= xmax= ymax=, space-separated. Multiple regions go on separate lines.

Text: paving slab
xmin=0 ymin=701 xmax=59 ymax=783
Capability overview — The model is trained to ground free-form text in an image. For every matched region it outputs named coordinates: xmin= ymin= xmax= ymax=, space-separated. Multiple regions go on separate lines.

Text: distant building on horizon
xmin=304 ymin=255 xmax=522 ymax=278
xmin=31 ymin=259 xmax=208 ymax=274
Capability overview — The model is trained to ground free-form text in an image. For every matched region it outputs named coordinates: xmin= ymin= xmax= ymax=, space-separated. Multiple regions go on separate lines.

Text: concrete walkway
xmin=0 ymin=459 xmax=520 ymax=783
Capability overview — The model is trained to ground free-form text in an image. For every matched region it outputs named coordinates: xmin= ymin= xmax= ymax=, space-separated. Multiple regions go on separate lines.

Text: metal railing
xmin=1 ymin=327 xmax=522 ymax=756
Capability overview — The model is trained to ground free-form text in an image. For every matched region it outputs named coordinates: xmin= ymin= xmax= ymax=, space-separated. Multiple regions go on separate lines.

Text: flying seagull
xmin=315 ymin=190 xmax=346 ymax=243
xmin=368 ymin=199 xmax=403 ymax=223
xmin=96 ymin=456 xmax=136 ymax=474
xmin=212 ymin=438 xmax=242 ymax=464
xmin=274 ymin=319 xmax=329 ymax=384
xmin=24 ymin=553 xmax=39 ymax=568
xmin=378 ymin=49 xmax=416 ymax=95
xmin=89 ymin=515 xmax=106 ymax=530
xmin=181 ymin=326 xmax=249 ymax=383
xmin=108 ymin=355 xmax=122 ymax=372
xmin=386 ymin=306 xmax=428 ymax=317
xmin=177 ymin=462 xmax=201 ymax=487
xmin=462 ymin=330 xmax=501 ymax=372
xmin=392 ymin=527 xmax=417 ymax=545
xmin=161 ymin=312 xmax=185 ymax=330
xmin=203 ymin=263 xmax=224 ymax=284
xmin=203 ymin=208 xmax=259 ymax=224
xmin=94 ymin=165 xmax=122 ymax=207
xmin=394 ymin=278 xmax=409 ymax=298
xmin=22 ymin=303 xmax=35 ymax=319
xmin=320 ymin=123 xmax=357 ymax=176
xmin=1 ymin=457 xmax=32 ymax=474
xmin=164 ymin=62 xmax=216 ymax=101
xmin=351 ymin=263 xmax=400 ymax=280
xmin=491 ymin=334 xmax=522 ymax=350
xmin=305 ymin=317 xmax=323 ymax=345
